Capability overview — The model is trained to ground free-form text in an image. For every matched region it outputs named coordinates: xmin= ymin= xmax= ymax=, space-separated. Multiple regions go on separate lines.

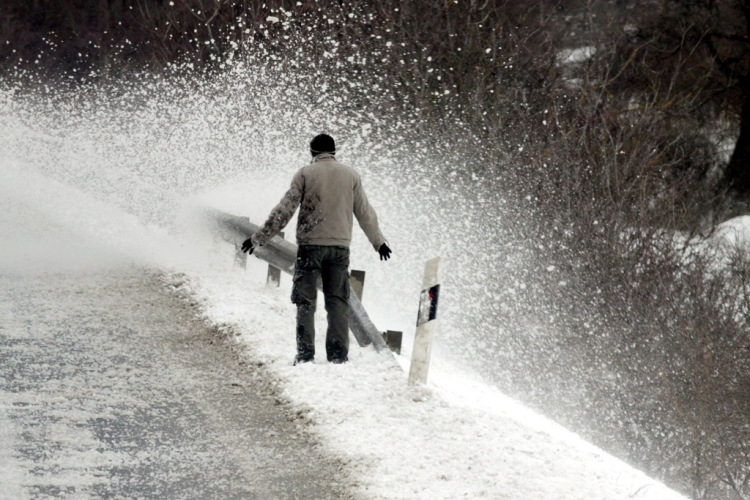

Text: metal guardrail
xmin=204 ymin=209 xmax=388 ymax=352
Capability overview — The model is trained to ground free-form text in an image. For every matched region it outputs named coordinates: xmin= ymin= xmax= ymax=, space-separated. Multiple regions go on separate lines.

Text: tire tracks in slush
xmin=0 ymin=269 xmax=358 ymax=500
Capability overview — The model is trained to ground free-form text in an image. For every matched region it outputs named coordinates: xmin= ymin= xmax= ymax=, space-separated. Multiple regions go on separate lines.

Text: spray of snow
xmin=0 ymin=17 xmax=702 ymax=498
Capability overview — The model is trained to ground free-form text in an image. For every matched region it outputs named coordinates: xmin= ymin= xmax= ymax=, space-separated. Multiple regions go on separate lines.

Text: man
xmin=241 ymin=134 xmax=391 ymax=365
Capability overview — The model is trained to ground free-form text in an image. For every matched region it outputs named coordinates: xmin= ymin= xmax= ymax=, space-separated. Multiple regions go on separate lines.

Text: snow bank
xmin=714 ymin=215 xmax=750 ymax=249
xmin=185 ymin=263 xmax=688 ymax=500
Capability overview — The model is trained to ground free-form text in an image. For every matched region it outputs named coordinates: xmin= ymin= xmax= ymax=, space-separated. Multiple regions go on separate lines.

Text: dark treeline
xmin=1 ymin=0 xmax=749 ymax=200
xmin=3 ymin=1 xmax=750 ymax=499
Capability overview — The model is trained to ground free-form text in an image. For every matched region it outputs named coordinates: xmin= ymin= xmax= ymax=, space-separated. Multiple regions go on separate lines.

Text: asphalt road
xmin=0 ymin=269 xmax=356 ymax=500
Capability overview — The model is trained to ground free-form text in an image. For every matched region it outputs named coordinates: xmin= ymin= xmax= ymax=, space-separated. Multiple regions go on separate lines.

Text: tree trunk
xmin=726 ymin=94 xmax=750 ymax=198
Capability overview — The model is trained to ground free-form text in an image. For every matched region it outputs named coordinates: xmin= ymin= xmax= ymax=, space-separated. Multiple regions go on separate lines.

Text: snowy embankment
xmin=714 ymin=215 xmax=750 ymax=250
xmin=181 ymin=258 xmax=689 ymax=500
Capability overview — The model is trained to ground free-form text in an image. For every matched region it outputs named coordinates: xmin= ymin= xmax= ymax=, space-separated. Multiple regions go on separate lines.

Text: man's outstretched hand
xmin=378 ymin=243 xmax=392 ymax=261
xmin=241 ymin=237 xmax=255 ymax=255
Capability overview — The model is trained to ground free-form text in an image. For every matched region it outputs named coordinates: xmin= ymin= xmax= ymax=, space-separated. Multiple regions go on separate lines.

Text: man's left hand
xmin=241 ymin=237 xmax=255 ymax=254
xmin=378 ymin=243 xmax=391 ymax=261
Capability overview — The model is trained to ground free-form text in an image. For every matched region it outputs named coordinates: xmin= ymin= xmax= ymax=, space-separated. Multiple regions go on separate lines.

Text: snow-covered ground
xmin=178 ymin=254 xmax=689 ymax=500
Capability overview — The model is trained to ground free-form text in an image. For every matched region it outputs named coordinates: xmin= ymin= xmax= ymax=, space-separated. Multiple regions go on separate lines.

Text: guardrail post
xmin=383 ymin=330 xmax=403 ymax=355
xmin=350 ymin=270 xmax=365 ymax=300
xmin=266 ymin=232 xmax=284 ymax=287
xmin=408 ymin=256 xmax=442 ymax=386
xmin=349 ymin=270 xmax=366 ymax=346
xmin=348 ymin=270 xmax=402 ymax=354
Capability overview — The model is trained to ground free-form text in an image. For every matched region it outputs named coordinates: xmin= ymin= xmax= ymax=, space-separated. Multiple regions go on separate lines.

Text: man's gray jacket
xmin=251 ymin=153 xmax=386 ymax=250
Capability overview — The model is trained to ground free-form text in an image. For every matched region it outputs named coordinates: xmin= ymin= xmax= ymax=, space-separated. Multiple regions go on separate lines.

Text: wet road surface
xmin=0 ymin=269 xmax=355 ymax=499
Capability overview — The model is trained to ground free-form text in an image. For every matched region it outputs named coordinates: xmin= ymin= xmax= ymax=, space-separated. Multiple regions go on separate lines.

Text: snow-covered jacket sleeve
xmin=251 ymin=170 xmax=304 ymax=247
xmin=353 ymin=174 xmax=386 ymax=251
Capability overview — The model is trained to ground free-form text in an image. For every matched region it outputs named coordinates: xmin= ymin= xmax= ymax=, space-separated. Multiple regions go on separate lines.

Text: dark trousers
xmin=291 ymin=245 xmax=350 ymax=362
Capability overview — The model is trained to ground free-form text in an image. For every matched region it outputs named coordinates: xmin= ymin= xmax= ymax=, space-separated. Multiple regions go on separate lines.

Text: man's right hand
xmin=378 ymin=243 xmax=391 ymax=261
xmin=241 ymin=237 xmax=255 ymax=254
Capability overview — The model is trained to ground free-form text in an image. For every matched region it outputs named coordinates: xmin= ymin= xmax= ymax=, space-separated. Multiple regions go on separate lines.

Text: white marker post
xmin=408 ymin=256 xmax=442 ymax=386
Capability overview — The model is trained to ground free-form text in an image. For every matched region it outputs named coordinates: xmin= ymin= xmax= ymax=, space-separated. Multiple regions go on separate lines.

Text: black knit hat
xmin=310 ymin=134 xmax=335 ymax=156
